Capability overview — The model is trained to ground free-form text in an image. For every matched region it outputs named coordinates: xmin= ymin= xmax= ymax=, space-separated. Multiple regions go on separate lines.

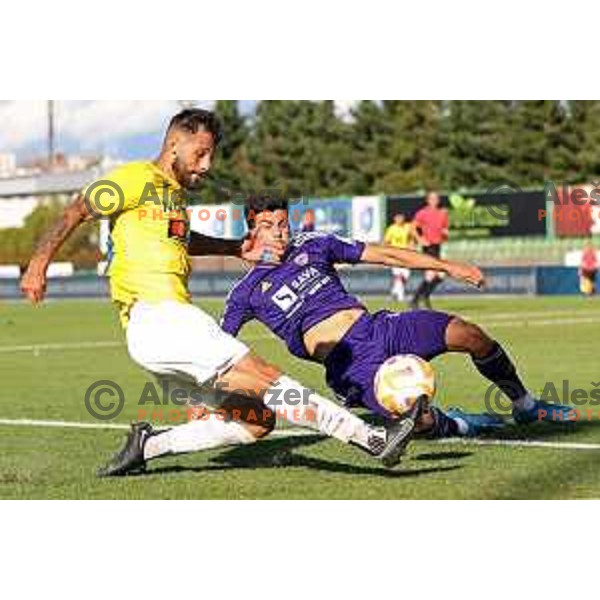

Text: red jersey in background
xmin=414 ymin=206 xmax=449 ymax=245
xmin=581 ymin=247 xmax=598 ymax=272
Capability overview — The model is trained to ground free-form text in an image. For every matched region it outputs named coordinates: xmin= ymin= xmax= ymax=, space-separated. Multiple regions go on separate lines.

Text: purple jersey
xmin=221 ymin=233 xmax=366 ymax=359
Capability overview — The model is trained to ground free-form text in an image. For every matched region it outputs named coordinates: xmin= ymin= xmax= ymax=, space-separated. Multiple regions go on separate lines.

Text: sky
xmin=0 ymin=100 xmax=358 ymax=163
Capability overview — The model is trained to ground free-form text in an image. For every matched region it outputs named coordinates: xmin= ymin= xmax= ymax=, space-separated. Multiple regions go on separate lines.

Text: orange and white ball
xmin=374 ymin=354 xmax=436 ymax=416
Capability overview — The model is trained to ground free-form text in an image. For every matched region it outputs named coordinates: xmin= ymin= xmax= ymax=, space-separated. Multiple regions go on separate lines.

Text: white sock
xmin=266 ymin=375 xmax=374 ymax=449
xmin=512 ymin=392 xmax=536 ymax=412
xmin=394 ymin=280 xmax=406 ymax=301
xmin=144 ymin=418 xmax=256 ymax=460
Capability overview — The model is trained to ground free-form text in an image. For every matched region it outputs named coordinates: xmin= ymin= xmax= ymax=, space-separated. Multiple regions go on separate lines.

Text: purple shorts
xmin=324 ymin=309 xmax=453 ymax=417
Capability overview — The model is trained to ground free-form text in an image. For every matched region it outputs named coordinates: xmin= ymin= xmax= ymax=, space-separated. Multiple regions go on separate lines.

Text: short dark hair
xmin=244 ymin=197 xmax=289 ymax=229
xmin=167 ymin=109 xmax=223 ymax=144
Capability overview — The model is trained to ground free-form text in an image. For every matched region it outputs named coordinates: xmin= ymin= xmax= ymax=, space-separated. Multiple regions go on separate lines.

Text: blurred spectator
xmin=301 ymin=209 xmax=316 ymax=232
xmin=579 ymin=241 xmax=598 ymax=296
xmin=384 ymin=213 xmax=414 ymax=301
xmin=410 ymin=190 xmax=449 ymax=310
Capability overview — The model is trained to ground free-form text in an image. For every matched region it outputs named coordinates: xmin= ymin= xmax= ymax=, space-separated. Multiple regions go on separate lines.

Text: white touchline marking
xmin=486 ymin=316 xmax=600 ymax=328
xmin=0 ymin=341 xmax=123 ymax=354
xmin=0 ymin=418 xmax=599 ymax=450
xmin=467 ymin=310 xmax=600 ymax=321
xmin=437 ymin=437 xmax=600 ymax=451
xmin=2 ymin=314 xmax=600 ymax=355
xmin=2 ymin=306 xmax=600 ymax=356
xmin=0 ymin=418 xmax=315 ymax=437
xmin=0 ymin=418 xmax=130 ymax=430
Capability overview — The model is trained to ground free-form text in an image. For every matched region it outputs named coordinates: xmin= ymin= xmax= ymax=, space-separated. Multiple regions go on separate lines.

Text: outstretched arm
xmin=361 ymin=244 xmax=485 ymax=288
xmin=21 ymin=194 xmax=96 ymax=304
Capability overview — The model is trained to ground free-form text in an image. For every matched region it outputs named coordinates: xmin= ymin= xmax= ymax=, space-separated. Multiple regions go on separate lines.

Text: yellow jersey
xmin=384 ymin=223 xmax=412 ymax=249
xmin=84 ymin=161 xmax=192 ymax=328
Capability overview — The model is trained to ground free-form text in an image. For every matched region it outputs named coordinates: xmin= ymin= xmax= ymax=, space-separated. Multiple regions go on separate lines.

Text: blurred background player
xmin=300 ymin=209 xmax=316 ymax=232
xmin=579 ymin=241 xmax=598 ymax=296
xmin=410 ymin=190 xmax=449 ymax=310
xmin=384 ymin=213 xmax=414 ymax=302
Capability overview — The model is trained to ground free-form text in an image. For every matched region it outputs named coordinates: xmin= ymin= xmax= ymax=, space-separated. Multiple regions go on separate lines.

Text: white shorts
xmin=126 ymin=301 xmax=249 ymax=393
xmin=392 ymin=267 xmax=410 ymax=279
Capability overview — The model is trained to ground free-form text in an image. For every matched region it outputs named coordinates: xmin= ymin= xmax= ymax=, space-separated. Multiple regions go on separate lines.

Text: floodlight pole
xmin=47 ymin=100 xmax=55 ymax=171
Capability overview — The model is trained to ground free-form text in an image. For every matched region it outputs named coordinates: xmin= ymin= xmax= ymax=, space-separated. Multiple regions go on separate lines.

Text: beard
xmin=172 ymin=156 xmax=203 ymax=190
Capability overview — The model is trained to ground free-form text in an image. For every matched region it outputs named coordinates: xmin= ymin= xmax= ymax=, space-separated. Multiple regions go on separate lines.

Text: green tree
xmin=375 ymin=100 xmax=443 ymax=193
xmin=248 ymin=100 xmax=353 ymax=198
xmin=437 ymin=100 xmax=513 ymax=190
xmin=350 ymin=100 xmax=394 ymax=194
xmin=546 ymin=100 xmax=581 ymax=183
xmin=508 ymin=100 xmax=548 ymax=186
xmin=0 ymin=198 xmax=98 ymax=268
xmin=569 ymin=100 xmax=600 ymax=181
xmin=201 ymin=100 xmax=250 ymax=203
xmin=189 ymin=100 xmax=600 ymax=201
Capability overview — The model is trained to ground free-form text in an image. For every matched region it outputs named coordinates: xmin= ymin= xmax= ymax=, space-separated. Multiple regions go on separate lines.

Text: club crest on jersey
xmin=261 ymin=281 xmax=273 ymax=293
xmin=294 ymin=252 xmax=309 ymax=267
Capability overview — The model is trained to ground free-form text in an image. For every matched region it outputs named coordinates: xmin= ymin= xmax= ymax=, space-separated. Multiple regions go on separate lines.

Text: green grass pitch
xmin=1 ymin=295 xmax=599 ymax=499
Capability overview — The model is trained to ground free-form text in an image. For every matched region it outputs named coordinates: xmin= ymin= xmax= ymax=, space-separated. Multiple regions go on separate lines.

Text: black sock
xmin=424 ymin=278 xmax=442 ymax=299
xmin=472 ymin=342 xmax=527 ymax=401
xmin=413 ymin=280 xmax=429 ymax=303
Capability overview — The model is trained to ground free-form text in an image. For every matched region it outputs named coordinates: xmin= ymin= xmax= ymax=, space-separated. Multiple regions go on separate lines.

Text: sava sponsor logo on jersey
xmin=271 ymin=284 xmax=299 ymax=311
xmin=291 ymin=266 xmax=320 ymax=290
xmin=307 ymin=275 xmax=331 ymax=295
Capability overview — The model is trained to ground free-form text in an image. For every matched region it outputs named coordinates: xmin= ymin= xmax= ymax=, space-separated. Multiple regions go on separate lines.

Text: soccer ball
xmin=374 ymin=354 xmax=436 ymax=416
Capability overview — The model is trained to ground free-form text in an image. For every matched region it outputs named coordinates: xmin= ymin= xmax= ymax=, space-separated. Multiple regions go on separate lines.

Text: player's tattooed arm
xmin=361 ymin=244 xmax=485 ymax=288
xmin=21 ymin=193 xmax=96 ymax=304
xmin=188 ymin=230 xmax=284 ymax=263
